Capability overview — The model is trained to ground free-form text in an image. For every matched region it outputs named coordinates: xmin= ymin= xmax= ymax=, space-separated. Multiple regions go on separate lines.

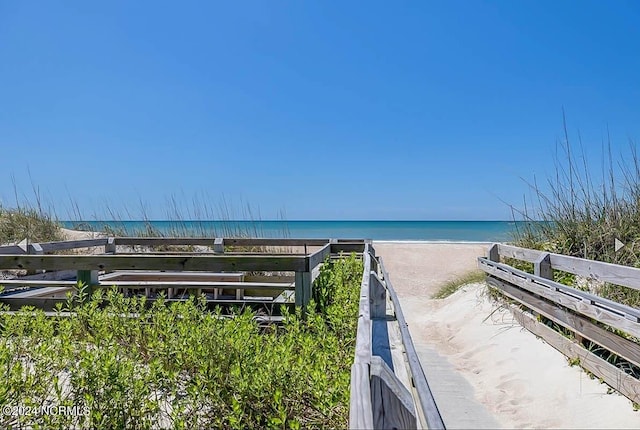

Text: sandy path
xmin=374 ymin=242 xmax=640 ymax=429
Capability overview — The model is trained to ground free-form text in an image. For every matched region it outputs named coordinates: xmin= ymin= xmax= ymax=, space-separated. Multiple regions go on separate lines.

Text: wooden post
xmin=370 ymin=271 xmax=386 ymax=319
xmin=488 ymin=243 xmax=500 ymax=262
xmin=105 ymin=237 xmax=116 ymax=254
xmin=367 ymin=241 xmax=376 ymax=258
xmin=534 ymin=253 xmax=552 ymax=279
xmin=295 ymin=271 xmax=312 ymax=308
xmin=77 ymin=270 xmax=99 ymax=300
xmin=370 ymin=254 xmax=379 ymax=276
xmin=213 ymin=238 xmax=224 ymax=254
xmin=27 ymin=242 xmax=44 ymax=274
xmin=28 ymin=242 xmax=44 ymax=255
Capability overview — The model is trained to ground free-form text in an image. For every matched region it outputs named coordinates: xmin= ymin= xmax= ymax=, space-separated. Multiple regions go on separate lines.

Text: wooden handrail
xmin=492 ymin=243 xmax=640 ymax=291
xmin=380 ymin=256 xmax=445 ymax=430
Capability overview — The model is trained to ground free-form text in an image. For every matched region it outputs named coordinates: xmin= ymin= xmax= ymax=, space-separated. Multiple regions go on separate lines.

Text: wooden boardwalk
xmin=374 ymin=243 xmax=497 ymax=429
xmin=0 ymin=237 xmax=445 ymax=429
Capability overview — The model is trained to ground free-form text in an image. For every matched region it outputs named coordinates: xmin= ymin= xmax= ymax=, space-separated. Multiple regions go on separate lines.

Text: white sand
xmin=60 ymin=227 xmax=105 ymax=241
xmin=374 ymin=242 xmax=640 ymax=429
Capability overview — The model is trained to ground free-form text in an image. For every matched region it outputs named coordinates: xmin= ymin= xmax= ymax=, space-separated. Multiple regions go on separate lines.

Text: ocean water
xmin=61 ymin=220 xmax=522 ymax=242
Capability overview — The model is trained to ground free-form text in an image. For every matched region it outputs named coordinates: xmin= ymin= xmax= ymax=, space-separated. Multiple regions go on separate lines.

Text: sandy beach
xmin=374 ymin=242 xmax=639 ymax=429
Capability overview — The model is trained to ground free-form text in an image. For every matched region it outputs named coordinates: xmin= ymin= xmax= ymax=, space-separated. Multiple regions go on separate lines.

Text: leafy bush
xmin=0 ymin=254 xmax=363 ymax=429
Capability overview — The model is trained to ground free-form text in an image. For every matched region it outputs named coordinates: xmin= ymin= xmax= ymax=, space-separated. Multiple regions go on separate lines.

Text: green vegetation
xmin=511 ymin=120 xmax=640 ymax=305
xmin=69 ymin=194 xmax=288 ymax=239
xmin=501 ymin=121 xmax=640 ymax=397
xmin=0 ymin=206 xmax=63 ymax=245
xmin=0 ymin=254 xmax=363 ymax=429
xmin=432 ymin=270 xmax=486 ymax=299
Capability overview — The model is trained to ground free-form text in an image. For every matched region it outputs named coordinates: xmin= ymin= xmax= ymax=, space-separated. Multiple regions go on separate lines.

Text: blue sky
xmin=1 ymin=1 xmax=639 ymax=220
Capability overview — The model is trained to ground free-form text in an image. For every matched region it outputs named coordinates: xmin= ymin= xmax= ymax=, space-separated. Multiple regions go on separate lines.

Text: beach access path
xmin=374 ymin=242 xmax=640 ymax=429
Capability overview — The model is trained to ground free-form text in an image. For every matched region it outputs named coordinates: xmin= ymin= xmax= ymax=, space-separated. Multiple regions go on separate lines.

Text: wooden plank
xmin=488 ymin=243 xmax=500 ymax=262
xmin=105 ymin=237 xmax=116 ymax=254
xmin=354 ymin=244 xmax=373 ymax=364
xmin=0 ymin=280 xmax=77 ymax=287
xmin=387 ymin=317 xmax=413 ymax=393
xmin=244 ymin=275 xmax=294 ymax=283
xmin=2 ymin=286 xmax=75 ymax=298
xmin=115 ymin=237 xmax=332 ymax=247
xmin=224 ymin=238 xmax=330 ymax=247
xmin=479 ymin=258 xmax=640 ymax=320
xmin=77 ymin=270 xmax=98 ymax=298
xmin=29 ymin=243 xmax=44 ymax=255
xmin=550 ymin=253 xmax=640 ymax=292
xmin=38 ymin=239 xmax=108 ymax=252
xmin=487 ymin=277 xmax=640 ymax=368
xmin=100 ymin=271 xmax=244 ymax=282
xmin=294 ymin=271 xmax=312 ymax=307
xmin=511 ymin=305 xmax=640 ymax=405
xmin=497 ymin=243 xmax=544 ymax=263
xmin=497 ymin=243 xmax=640 ymax=292
xmin=112 ymin=251 xmax=308 ymax=256
xmin=100 ymin=281 xmax=292 ymax=290
xmin=331 ymin=243 xmax=366 ymax=254
xmin=114 ymin=237 xmax=217 ymax=246
xmin=372 ymin=318 xmax=394 ymax=371
xmin=19 ymin=270 xmax=77 ymax=281
xmin=379 ymin=255 xmax=445 ymax=430
xmin=534 ymin=253 xmax=552 ymax=279
xmin=0 ymin=254 xmax=307 ymax=272
xmin=213 ymin=238 xmax=224 ymax=253
xmin=370 ymin=356 xmax=417 ymax=430
xmin=0 ymin=245 xmax=26 ymax=254
xmin=370 ymin=271 xmax=387 ymax=319
xmin=349 ymin=362 xmax=374 ymax=429
xmin=479 ymin=258 xmax=640 ymax=338
xmin=308 ymin=243 xmax=331 ymax=269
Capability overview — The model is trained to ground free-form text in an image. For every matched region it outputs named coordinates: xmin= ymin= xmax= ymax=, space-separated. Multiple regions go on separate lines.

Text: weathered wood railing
xmin=0 ymin=237 xmax=364 ymax=311
xmin=350 ymin=243 xmax=445 ymax=429
xmin=478 ymin=243 xmax=640 ymax=404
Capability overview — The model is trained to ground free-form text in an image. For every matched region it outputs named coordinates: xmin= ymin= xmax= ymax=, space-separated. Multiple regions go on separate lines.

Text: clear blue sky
xmin=2 ymin=1 xmax=639 ymax=220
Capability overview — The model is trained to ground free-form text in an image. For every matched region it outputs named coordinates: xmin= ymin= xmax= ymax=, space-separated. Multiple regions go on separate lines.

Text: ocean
xmin=61 ymin=220 xmax=523 ymax=242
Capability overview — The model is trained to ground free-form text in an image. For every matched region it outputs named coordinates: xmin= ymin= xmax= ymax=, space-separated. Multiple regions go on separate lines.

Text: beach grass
xmin=510 ymin=118 xmax=640 ymax=307
xmin=432 ymin=270 xmax=486 ymax=299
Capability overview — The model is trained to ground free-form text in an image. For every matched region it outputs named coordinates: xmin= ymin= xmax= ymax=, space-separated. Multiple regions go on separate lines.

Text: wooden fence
xmin=478 ymin=243 xmax=640 ymax=404
xmin=349 ymin=243 xmax=445 ymax=430
xmin=0 ymin=237 xmax=364 ymax=313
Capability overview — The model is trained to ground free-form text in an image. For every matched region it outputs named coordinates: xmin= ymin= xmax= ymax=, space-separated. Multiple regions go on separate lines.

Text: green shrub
xmin=0 ymin=254 xmax=363 ymax=429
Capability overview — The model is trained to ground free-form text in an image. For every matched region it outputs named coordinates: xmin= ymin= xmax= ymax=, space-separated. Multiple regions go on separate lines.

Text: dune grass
xmin=432 ymin=270 xmax=486 ymax=299
xmin=510 ymin=118 xmax=640 ymax=306
xmin=504 ymin=118 xmax=640 ymax=393
xmin=0 ymin=205 xmax=63 ymax=245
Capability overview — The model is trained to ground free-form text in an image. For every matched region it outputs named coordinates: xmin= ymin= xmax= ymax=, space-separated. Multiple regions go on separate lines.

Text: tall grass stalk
xmin=69 ymin=192 xmax=289 ymax=239
xmin=510 ymin=116 xmax=640 ymax=308
xmin=512 ymin=118 xmax=640 ymax=268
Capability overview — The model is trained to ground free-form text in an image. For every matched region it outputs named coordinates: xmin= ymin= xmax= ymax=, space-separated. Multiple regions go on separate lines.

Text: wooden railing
xmin=478 ymin=243 xmax=640 ymax=404
xmin=349 ymin=243 xmax=445 ymax=430
xmin=0 ymin=237 xmax=364 ymax=311
xmin=1 ymin=237 xmax=444 ymax=427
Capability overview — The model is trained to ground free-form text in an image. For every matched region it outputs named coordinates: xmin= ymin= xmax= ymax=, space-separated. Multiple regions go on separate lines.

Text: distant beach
xmin=60 ymin=220 xmax=527 ymax=242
